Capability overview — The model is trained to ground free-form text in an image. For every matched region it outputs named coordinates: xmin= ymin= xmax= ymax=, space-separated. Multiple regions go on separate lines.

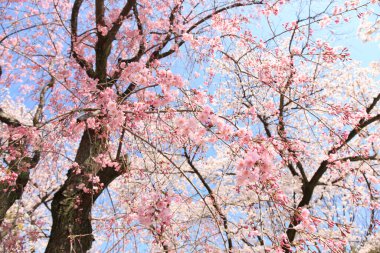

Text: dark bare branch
xmin=71 ymin=0 xmax=96 ymax=78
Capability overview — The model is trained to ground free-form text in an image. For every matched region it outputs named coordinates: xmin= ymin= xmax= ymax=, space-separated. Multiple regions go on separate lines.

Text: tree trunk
xmin=45 ymin=168 xmax=96 ymax=252
xmin=45 ymin=128 xmax=125 ymax=252
xmin=45 ymin=129 xmax=100 ymax=252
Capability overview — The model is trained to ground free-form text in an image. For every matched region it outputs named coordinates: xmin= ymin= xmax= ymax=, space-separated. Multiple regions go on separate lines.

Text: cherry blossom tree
xmin=0 ymin=0 xmax=379 ymax=252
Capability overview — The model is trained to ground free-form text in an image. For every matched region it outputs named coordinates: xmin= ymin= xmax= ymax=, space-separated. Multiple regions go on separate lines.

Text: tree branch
xmin=70 ymin=0 xmax=96 ymax=78
xmin=184 ymin=149 xmax=233 ymax=252
xmin=0 ymin=108 xmax=21 ymax=127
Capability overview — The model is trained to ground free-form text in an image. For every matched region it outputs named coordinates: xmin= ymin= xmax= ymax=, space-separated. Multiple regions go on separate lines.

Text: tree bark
xmin=45 ymin=128 xmax=125 ymax=252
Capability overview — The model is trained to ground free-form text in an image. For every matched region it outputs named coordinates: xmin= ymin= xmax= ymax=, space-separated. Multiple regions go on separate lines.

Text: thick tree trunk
xmin=46 ymin=183 xmax=93 ymax=252
xmin=45 ymin=167 xmax=124 ymax=253
xmin=45 ymin=0 xmax=135 ymax=250
xmin=45 ymin=128 xmax=124 ymax=252
xmin=45 ymin=128 xmax=102 ymax=253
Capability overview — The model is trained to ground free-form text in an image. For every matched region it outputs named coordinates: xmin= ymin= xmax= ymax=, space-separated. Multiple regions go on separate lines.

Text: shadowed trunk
xmin=45 ymin=128 xmax=124 ymax=252
xmin=45 ymin=0 xmax=128 ymax=249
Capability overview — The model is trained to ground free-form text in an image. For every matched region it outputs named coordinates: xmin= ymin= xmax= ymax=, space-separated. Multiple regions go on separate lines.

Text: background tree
xmin=0 ymin=0 xmax=379 ymax=252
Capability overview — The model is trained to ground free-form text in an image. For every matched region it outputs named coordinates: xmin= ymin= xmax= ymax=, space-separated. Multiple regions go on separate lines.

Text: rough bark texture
xmin=45 ymin=127 xmax=126 ymax=252
xmin=44 ymin=1 xmax=131 ymax=250
xmin=46 ymin=184 xmax=94 ymax=252
xmin=46 ymin=129 xmax=101 ymax=252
